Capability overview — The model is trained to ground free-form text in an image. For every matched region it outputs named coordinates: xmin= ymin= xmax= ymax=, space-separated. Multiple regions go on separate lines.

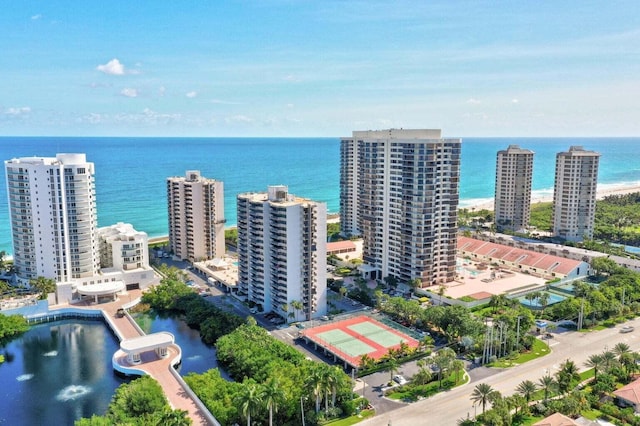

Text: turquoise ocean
xmin=1 ymin=136 xmax=639 ymax=255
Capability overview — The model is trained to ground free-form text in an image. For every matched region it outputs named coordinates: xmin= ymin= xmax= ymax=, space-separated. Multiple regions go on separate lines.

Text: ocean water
xmin=1 ymin=136 xmax=639 ymax=255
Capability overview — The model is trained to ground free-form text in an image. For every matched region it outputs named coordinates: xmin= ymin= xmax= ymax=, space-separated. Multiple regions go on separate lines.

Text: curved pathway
xmin=52 ymin=292 xmax=214 ymax=426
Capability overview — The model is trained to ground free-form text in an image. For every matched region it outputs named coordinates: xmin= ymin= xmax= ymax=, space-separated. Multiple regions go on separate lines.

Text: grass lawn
xmin=512 ymin=414 xmax=544 ymax=425
xmin=322 ymin=410 xmax=375 ymax=426
xmin=579 ymin=368 xmax=595 ymax=382
xmin=581 ymin=409 xmax=602 ymax=420
xmin=489 ymin=338 xmax=549 ymax=368
xmin=387 ymin=371 xmax=468 ymax=402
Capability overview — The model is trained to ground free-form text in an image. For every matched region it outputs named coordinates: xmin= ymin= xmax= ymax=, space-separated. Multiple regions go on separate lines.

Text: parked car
xmin=249 ymin=307 xmax=258 ymax=314
xmin=393 ymin=375 xmax=408 ymax=385
xmin=621 ymin=325 xmax=634 ymax=333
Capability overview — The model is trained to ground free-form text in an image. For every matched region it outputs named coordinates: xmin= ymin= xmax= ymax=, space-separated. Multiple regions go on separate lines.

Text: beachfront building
xmin=4 ymin=154 xmax=100 ymax=286
xmin=340 ymin=129 xmax=461 ymax=287
xmin=494 ymin=145 xmax=534 ymax=232
xmin=552 ymin=146 xmax=600 ymax=242
xmin=237 ymin=185 xmax=327 ymax=322
xmin=167 ymin=170 xmax=225 ymax=262
xmin=99 ymin=222 xmax=149 ymax=272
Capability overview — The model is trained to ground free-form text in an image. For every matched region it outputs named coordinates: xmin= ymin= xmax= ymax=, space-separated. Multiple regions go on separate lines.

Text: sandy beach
xmin=464 ymin=183 xmax=640 ymax=212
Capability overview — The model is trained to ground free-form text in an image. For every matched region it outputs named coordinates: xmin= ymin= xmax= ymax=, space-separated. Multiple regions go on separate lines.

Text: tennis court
xmin=300 ymin=315 xmax=419 ymax=367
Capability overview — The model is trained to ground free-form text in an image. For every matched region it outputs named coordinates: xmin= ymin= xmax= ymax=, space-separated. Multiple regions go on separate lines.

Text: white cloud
xmin=96 ymin=59 xmax=126 ymax=75
xmin=466 ymin=98 xmax=481 ymax=105
xmin=225 ymin=114 xmax=254 ymax=124
xmin=186 ymin=91 xmax=198 ymax=98
xmin=31 ymin=14 xmax=42 ymax=20
xmin=5 ymin=106 xmax=31 ymax=115
xmin=512 ymin=99 xmax=519 ymax=104
xmin=120 ymin=88 xmax=139 ymax=98
xmin=159 ymin=86 xmax=166 ymax=97
xmin=208 ymin=99 xmax=241 ymax=105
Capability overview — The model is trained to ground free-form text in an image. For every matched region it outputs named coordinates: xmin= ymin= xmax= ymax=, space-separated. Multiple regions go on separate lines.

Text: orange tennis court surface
xmin=300 ymin=315 xmax=419 ymax=367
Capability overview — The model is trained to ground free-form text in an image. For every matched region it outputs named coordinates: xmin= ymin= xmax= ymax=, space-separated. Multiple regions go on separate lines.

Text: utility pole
xmin=578 ymin=298 xmax=584 ymax=331
xmin=516 ymin=316 xmax=522 ymax=351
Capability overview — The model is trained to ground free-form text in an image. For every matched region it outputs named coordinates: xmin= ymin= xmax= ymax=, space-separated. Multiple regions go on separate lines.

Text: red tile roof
xmin=614 ymin=377 xmax=640 ymax=405
xmin=327 ymin=241 xmax=356 ymax=252
xmin=457 ymin=236 xmax=583 ymax=277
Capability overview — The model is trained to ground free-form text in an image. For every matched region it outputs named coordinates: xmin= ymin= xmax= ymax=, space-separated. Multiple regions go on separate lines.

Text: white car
xmin=393 ymin=375 xmax=408 ymax=385
xmin=621 ymin=325 xmax=635 ymax=333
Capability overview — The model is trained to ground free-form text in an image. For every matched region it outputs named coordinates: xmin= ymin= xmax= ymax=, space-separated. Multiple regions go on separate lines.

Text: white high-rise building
xmin=99 ymin=222 xmax=149 ymax=272
xmin=494 ymin=145 xmax=534 ymax=232
xmin=167 ymin=170 xmax=225 ymax=262
xmin=237 ymin=185 xmax=327 ymax=322
xmin=553 ymin=146 xmax=600 ymax=242
xmin=340 ymin=129 xmax=461 ymax=287
xmin=4 ymin=154 xmax=100 ymax=284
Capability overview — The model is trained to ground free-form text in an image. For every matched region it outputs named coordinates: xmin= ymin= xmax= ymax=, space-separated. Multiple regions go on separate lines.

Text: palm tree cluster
xmin=234 ymin=378 xmax=285 ymax=426
xmin=465 ymin=344 xmax=640 ymax=425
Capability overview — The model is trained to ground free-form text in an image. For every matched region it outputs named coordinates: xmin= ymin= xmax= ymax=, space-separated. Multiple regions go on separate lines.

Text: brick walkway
xmin=54 ymin=292 xmax=213 ymax=425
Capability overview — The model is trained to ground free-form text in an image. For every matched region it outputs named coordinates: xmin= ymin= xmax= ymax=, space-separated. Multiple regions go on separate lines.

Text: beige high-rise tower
xmin=237 ymin=185 xmax=327 ymax=322
xmin=340 ymin=129 xmax=461 ymax=287
xmin=552 ymin=146 xmax=600 ymax=242
xmin=494 ymin=145 xmax=534 ymax=232
xmin=167 ymin=170 xmax=225 ymax=262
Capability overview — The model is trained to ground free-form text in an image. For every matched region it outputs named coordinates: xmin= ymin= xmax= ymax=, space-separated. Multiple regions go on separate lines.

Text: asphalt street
xmin=361 ymin=317 xmax=640 ymax=426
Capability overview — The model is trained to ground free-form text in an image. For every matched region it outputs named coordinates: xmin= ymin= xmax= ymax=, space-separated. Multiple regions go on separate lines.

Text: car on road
xmin=249 ymin=307 xmax=258 ymax=314
xmin=393 ymin=375 xmax=408 ymax=385
xmin=620 ymin=325 xmax=635 ymax=333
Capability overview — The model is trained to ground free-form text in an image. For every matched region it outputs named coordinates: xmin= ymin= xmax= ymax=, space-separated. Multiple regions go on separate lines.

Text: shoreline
xmin=462 ymin=183 xmax=640 ymax=213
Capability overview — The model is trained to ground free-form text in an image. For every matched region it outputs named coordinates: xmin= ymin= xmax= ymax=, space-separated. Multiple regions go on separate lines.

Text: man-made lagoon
xmin=0 ymin=313 xmax=222 ymax=425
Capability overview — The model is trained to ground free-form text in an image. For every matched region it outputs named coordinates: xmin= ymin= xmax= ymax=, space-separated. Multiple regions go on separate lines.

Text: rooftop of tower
xmin=349 ymin=128 xmax=443 ymax=140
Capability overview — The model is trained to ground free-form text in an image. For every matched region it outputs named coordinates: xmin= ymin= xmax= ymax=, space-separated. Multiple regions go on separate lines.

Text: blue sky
xmin=1 ymin=1 xmax=639 ymax=137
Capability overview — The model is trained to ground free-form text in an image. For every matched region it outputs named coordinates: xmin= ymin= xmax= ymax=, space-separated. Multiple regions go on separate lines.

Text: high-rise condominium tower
xmin=237 ymin=185 xmax=327 ymax=321
xmin=494 ymin=145 xmax=534 ymax=232
xmin=552 ymin=146 xmax=600 ymax=242
xmin=5 ymin=154 xmax=100 ymax=284
xmin=167 ymin=170 xmax=225 ymax=262
xmin=340 ymin=129 xmax=461 ymax=287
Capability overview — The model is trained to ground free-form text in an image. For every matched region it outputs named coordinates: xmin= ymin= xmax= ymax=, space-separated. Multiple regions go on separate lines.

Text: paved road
xmin=361 ymin=317 xmax=640 ymax=426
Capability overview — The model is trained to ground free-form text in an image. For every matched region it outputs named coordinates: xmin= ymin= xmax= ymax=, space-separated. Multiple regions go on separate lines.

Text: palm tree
xmin=305 ymin=366 xmax=324 ymax=413
xmin=29 ymin=276 xmax=56 ymax=300
xmin=235 ymin=383 xmax=262 ymax=426
xmin=489 ymin=294 xmax=507 ymax=314
xmin=470 ymin=383 xmax=495 ymax=414
xmin=261 ymin=378 xmax=284 ymax=426
xmin=613 ymin=342 xmax=631 ymax=362
xmin=538 ymin=375 xmax=556 ymax=402
xmin=524 ymin=292 xmax=537 ymax=309
xmin=555 ymin=359 xmax=580 ymax=394
xmin=326 ymin=366 xmax=343 ymax=409
xmin=359 ymin=354 xmax=374 ymax=371
xmin=384 ymin=356 xmax=400 ymax=384
xmin=291 ymin=300 xmax=304 ymax=321
xmin=432 ymin=348 xmax=456 ymax=388
xmin=539 ymin=292 xmax=550 ymax=315
xmin=601 ymin=350 xmax=618 ymax=373
xmin=452 ymin=359 xmax=465 ymax=384
xmin=584 ymin=353 xmax=604 ymax=380
xmin=419 ymin=335 xmax=435 ymax=353
xmin=515 ymin=380 xmax=537 ymax=404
